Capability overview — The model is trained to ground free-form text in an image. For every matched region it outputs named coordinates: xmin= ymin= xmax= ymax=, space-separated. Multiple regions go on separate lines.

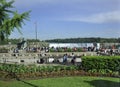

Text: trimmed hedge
xmin=82 ymin=56 xmax=120 ymax=73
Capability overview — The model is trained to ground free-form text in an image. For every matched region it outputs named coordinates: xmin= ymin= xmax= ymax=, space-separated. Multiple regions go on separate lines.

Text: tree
xmin=0 ymin=0 xmax=30 ymax=41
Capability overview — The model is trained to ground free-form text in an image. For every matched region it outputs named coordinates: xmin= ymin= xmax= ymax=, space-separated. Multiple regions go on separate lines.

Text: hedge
xmin=82 ymin=56 xmax=120 ymax=73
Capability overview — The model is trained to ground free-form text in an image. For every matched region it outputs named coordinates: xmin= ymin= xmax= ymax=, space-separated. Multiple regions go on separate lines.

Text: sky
xmin=9 ymin=0 xmax=120 ymax=40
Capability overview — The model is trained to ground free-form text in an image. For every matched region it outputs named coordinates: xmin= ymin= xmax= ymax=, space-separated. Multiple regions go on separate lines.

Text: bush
xmin=82 ymin=56 xmax=120 ymax=74
xmin=66 ymin=48 xmax=73 ymax=52
xmin=77 ymin=48 xmax=83 ymax=52
xmin=0 ymin=47 xmax=8 ymax=53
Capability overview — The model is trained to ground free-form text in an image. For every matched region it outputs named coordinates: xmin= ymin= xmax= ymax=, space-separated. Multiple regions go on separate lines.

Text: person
xmin=71 ymin=56 xmax=76 ymax=65
xmin=110 ymin=49 xmax=113 ymax=55
xmin=71 ymin=53 xmax=75 ymax=58
xmin=63 ymin=53 xmax=68 ymax=63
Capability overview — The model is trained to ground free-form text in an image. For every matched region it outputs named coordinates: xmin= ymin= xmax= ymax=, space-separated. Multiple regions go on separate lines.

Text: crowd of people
xmin=97 ymin=48 xmax=120 ymax=56
xmin=62 ymin=53 xmax=82 ymax=65
xmin=13 ymin=46 xmax=49 ymax=53
xmin=12 ymin=44 xmax=120 ymax=56
xmin=49 ymin=46 xmax=96 ymax=52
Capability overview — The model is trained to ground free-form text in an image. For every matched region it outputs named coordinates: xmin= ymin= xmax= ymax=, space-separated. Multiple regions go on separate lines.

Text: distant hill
xmin=45 ymin=37 xmax=120 ymax=43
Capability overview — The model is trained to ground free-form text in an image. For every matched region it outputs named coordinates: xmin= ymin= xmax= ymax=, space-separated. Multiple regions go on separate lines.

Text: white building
xmin=49 ymin=43 xmax=100 ymax=49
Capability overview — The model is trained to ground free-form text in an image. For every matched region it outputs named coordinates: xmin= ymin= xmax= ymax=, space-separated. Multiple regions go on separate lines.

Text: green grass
xmin=0 ymin=76 xmax=119 ymax=87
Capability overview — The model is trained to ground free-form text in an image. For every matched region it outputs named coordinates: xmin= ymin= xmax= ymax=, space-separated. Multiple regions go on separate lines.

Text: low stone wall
xmin=0 ymin=52 xmax=97 ymax=65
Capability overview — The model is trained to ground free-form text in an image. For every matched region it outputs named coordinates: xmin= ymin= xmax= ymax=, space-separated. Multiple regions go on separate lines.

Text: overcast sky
xmin=9 ymin=0 xmax=120 ymax=40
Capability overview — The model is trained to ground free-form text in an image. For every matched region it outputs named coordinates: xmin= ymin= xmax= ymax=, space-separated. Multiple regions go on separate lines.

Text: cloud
xmin=13 ymin=0 xmax=120 ymax=24
xmin=64 ymin=11 xmax=120 ymax=23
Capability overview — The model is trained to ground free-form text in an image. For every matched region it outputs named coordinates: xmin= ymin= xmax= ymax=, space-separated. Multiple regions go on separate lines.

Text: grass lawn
xmin=0 ymin=76 xmax=119 ymax=87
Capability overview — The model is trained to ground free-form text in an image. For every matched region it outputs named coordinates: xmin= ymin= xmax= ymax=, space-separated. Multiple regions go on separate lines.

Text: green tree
xmin=0 ymin=0 xmax=30 ymax=41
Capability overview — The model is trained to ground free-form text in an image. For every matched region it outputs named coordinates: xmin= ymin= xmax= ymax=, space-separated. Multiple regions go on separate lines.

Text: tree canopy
xmin=45 ymin=37 xmax=120 ymax=43
xmin=0 ymin=0 xmax=30 ymax=41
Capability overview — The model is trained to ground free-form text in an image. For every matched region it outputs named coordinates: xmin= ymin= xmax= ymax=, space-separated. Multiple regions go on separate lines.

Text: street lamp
xmin=35 ymin=22 xmax=38 ymax=48
xmin=35 ymin=22 xmax=37 ymax=41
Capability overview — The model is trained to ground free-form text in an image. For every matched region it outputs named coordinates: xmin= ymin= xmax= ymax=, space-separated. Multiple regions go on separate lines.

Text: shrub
xmin=66 ymin=48 xmax=73 ymax=52
xmin=82 ymin=56 xmax=120 ymax=74
xmin=0 ymin=47 xmax=8 ymax=53
xmin=77 ymin=48 xmax=83 ymax=52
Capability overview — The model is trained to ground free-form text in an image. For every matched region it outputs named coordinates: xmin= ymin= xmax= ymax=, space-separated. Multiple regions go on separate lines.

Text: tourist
xmin=63 ymin=53 xmax=68 ymax=63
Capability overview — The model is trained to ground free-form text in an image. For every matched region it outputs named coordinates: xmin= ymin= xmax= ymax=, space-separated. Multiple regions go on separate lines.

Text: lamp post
xmin=35 ymin=22 xmax=38 ymax=48
xmin=35 ymin=22 xmax=37 ymax=41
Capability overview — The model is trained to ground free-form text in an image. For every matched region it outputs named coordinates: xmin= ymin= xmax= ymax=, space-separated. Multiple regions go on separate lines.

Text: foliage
xmin=0 ymin=38 xmax=19 ymax=45
xmin=0 ymin=0 xmax=30 ymax=41
xmin=0 ymin=47 xmax=8 ymax=53
xmin=0 ymin=38 xmax=46 ymax=45
xmin=45 ymin=37 xmax=120 ymax=43
xmin=0 ymin=56 xmax=120 ymax=80
xmin=0 ymin=64 xmax=78 ymax=74
xmin=66 ymin=48 xmax=73 ymax=52
xmin=27 ymin=39 xmax=40 ymax=42
xmin=82 ymin=56 xmax=120 ymax=74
